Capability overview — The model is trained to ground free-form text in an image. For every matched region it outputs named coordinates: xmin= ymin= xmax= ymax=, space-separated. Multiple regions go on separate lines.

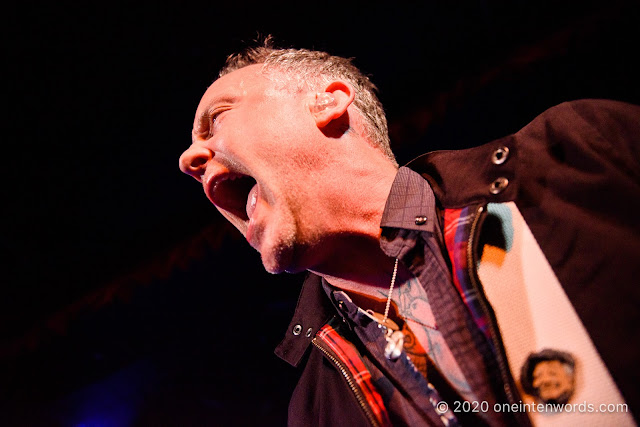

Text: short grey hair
xmin=219 ymin=38 xmax=396 ymax=165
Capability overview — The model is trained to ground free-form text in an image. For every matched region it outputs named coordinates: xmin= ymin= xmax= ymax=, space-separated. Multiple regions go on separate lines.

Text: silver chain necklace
xmin=362 ymin=258 xmax=405 ymax=360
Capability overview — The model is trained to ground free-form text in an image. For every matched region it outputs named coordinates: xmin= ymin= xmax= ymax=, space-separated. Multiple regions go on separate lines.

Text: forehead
xmin=197 ymin=64 xmax=268 ymax=110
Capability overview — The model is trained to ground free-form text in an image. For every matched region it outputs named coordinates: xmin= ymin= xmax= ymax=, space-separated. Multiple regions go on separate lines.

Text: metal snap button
xmin=292 ymin=324 xmax=302 ymax=335
xmin=489 ymin=177 xmax=509 ymax=194
xmin=492 ymin=146 xmax=509 ymax=165
xmin=305 ymin=328 xmax=313 ymax=338
xmin=415 ymin=215 xmax=428 ymax=225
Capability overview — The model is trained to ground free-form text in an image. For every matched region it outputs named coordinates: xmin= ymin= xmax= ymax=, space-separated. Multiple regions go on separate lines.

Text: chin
xmin=260 ymin=239 xmax=312 ymax=275
xmin=259 ymin=243 xmax=294 ymax=275
xmin=261 ymin=255 xmax=296 ymax=275
xmin=255 ymin=222 xmax=303 ymax=274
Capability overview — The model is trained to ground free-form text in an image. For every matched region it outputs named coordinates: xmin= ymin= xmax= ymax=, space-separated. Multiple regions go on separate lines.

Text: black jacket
xmin=276 ymin=99 xmax=640 ymax=425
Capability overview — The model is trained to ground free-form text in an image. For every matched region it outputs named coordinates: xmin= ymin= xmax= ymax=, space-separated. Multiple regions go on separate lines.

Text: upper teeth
xmin=221 ymin=173 xmax=242 ymax=181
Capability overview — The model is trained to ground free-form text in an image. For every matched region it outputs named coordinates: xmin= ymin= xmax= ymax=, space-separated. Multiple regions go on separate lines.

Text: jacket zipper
xmin=466 ymin=205 xmax=517 ymax=405
xmin=467 ymin=204 xmax=533 ymax=426
xmin=311 ymin=337 xmax=380 ymax=427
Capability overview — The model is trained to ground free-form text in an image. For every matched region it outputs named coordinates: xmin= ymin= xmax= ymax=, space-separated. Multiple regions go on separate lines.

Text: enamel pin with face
xmin=520 ymin=349 xmax=576 ymax=405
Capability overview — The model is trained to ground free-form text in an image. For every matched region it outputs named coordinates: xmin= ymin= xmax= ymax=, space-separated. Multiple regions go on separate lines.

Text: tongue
xmin=246 ymin=184 xmax=258 ymax=219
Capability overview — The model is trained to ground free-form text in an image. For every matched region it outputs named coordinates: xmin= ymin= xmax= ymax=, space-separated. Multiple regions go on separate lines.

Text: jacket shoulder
xmin=518 ymin=99 xmax=640 ymax=181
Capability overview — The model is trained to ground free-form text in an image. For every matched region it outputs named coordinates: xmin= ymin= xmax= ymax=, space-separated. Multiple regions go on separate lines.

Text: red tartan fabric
xmin=443 ymin=208 xmax=464 ymax=296
xmin=316 ymin=324 xmax=392 ymax=427
xmin=443 ymin=206 xmax=493 ymax=343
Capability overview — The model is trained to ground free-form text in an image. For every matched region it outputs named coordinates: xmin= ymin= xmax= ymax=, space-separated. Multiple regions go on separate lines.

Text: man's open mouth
xmin=209 ymin=173 xmax=257 ymax=221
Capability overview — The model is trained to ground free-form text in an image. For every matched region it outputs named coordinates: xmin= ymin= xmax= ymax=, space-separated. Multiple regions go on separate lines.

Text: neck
xmin=309 ymin=233 xmax=397 ymax=291
xmin=308 ymin=169 xmax=399 ymax=294
xmin=299 ymin=131 xmax=399 ymax=293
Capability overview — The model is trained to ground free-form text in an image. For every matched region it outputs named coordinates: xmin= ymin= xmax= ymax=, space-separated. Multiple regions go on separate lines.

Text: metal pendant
xmin=384 ymin=329 xmax=405 ymax=360
xmin=365 ymin=309 xmax=405 ymax=360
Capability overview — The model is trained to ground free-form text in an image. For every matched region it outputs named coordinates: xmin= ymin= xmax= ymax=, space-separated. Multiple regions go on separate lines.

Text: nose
xmin=179 ymin=144 xmax=213 ymax=181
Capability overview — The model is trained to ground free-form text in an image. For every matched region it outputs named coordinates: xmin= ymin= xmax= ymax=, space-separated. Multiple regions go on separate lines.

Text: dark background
xmin=4 ymin=1 xmax=640 ymax=425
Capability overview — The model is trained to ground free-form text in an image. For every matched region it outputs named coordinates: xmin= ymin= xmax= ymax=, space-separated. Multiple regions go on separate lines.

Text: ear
xmin=310 ymin=81 xmax=355 ymax=128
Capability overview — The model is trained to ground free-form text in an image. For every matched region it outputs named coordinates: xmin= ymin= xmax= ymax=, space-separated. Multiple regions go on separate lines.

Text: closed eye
xmin=207 ymin=106 xmax=231 ymax=138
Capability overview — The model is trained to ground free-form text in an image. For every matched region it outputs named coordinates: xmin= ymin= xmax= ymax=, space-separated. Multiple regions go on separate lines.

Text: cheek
xmin=235 ymin=106 xmax=325 ymax=190
xmin=251 ymin=103 xmax=316 ymax=156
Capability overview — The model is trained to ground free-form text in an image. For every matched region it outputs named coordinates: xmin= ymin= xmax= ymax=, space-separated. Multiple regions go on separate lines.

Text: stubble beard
xmin=258 ymin=171 xmax=324 ymax=275
xmin=258 ymin=210 xmax=299 ymax=275
xmin=261 ymin=229 xmax=298 ymax=274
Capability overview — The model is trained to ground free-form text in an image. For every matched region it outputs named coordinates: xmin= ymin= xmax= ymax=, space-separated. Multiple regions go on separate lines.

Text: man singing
xmin=179 ymin=41 xmax=638 ymax=426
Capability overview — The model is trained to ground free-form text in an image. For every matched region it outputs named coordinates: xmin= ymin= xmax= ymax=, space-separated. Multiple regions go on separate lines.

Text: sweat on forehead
xmin=212 ymin=63 xmax=310 ymax=97
xmin=246 ymin=62 xmax=324 ymax=93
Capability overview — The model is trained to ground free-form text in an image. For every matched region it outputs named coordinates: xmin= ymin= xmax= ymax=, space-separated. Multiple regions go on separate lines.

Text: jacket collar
xmin=274 ymin=273 xmax=335 ymax=367
xmin=406 ymin=136 xmax=518 ymax=208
